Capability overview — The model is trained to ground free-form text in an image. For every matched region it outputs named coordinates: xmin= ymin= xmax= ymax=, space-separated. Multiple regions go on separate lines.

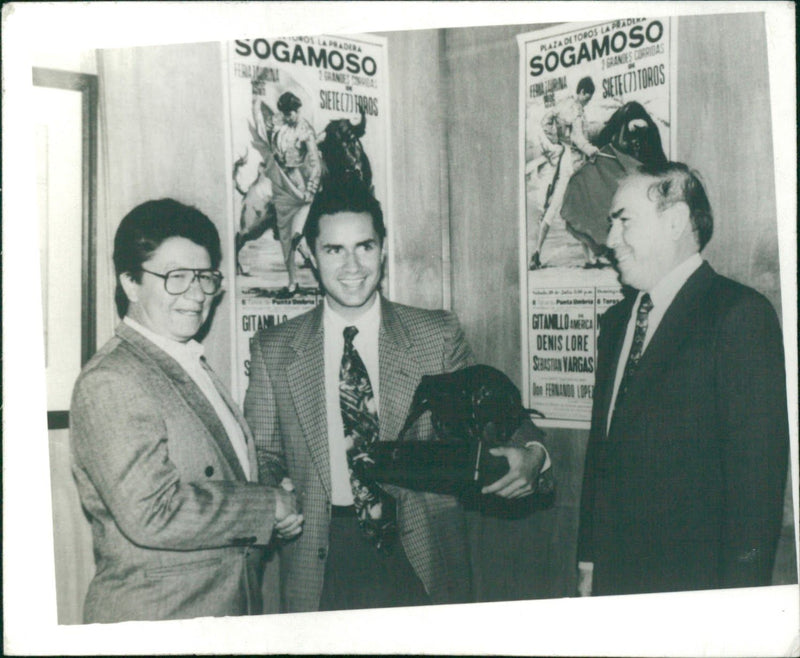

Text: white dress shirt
xmin=322 ymin=296 xmax=382 ymax=505
xmin=123 ymin=316 xmax=251 ymax=480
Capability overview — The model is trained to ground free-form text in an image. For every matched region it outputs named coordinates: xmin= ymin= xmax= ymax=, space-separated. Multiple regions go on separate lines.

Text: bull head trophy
xmin=352 ymin=365 xmax=546 ymax=497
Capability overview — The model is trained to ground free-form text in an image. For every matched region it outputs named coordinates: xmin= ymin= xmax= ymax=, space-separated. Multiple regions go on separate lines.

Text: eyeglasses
xmin=140 ymin=268 xmax=223 ymax=295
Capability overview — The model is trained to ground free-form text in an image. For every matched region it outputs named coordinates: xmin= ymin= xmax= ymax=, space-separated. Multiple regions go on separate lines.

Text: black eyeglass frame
xmin=139 ymin=267 xmax=224 ymax=295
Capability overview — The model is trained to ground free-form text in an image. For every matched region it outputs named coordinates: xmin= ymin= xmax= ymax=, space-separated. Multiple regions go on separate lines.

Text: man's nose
xmin=185 ymin=275 xmax=207 ymax=301
xmin=605 ymin=220 xmax=621 ymax=248
xmin=342 ymin=250 xmax=360 ymax=270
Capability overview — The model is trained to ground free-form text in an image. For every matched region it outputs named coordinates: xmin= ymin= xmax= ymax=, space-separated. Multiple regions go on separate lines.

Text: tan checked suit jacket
xmin=245 ymin=298 xmax=481 ymax=612
xmin=70 ymin=322 xmax=280 ymax=623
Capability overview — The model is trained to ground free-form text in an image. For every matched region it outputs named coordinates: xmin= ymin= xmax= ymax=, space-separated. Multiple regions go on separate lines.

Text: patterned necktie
xmin=339 ymin=325 xmax=397 ymax=550
xmin=612 ymin=293 xmax=653 ymax=418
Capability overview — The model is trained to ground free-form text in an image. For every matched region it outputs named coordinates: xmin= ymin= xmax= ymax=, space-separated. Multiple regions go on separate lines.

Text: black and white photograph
xmin=3 ymin=2 xmax=797 ymax=655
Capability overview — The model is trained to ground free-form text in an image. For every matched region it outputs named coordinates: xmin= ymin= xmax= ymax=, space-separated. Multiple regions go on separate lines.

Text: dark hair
xmin=277 ymin=91 xmax=302 ymax=114
xmin=113 ymin=199 xmax=221 ymax=317
xmin=639 ymin=161 xmax=714 ymax=250
xmin=576 ymin=76 xmax=595 ymax=96
xmin=303 ymin=179 xmax=386 ymax=254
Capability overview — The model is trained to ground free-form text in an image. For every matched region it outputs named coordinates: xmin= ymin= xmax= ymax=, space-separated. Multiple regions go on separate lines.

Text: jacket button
xmin=317 ymin=547 xmax=327 ymax=560
xmin=205 ymin=466 xmax=214 ymax=477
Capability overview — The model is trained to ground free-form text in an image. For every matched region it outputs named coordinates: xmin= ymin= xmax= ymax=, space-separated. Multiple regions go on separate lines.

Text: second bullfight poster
xmin=518 ymin=18 xmax=676 ymax=427
xmin=224 ymin=34 xmax=390 ymax=401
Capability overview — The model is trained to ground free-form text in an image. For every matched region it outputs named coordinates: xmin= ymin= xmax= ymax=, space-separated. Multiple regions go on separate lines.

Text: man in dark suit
xmin=244 ymin=180 xmax=551 ymax=612
xmin=578 ymin=162 xmax=789 ymax=596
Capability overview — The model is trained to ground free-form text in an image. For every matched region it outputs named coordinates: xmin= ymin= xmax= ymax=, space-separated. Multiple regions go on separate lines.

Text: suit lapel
xmin=201 ymin=359 xmax=259 ymax=481
xmin=634 ymin=262 xmax=716 ymax=383
xmin=379 ymin=300 xmax=424 ymax=443
xmin=596 ymin=295 xmax=635 ymax=438
xmin=116 ymin=323 xmax=248 ymax=481
xmin=286 ymin=305 xmax=332 ymax=497
xmin=282 ymin=299 xmax=428 ymax=492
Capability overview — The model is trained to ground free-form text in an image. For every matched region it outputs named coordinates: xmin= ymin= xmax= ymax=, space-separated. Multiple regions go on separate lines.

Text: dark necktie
xmin=339 ymin=325 xmax=396 ymax=550
xmin=612 ymin=293 xmax=653 ymax=419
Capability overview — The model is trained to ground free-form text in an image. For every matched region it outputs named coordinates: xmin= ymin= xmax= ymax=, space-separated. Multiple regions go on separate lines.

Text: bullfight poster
xmin=224 ymin=34 xmax=390 ymax=401
xmin=518 ymin=18 xmax=676 ymax=427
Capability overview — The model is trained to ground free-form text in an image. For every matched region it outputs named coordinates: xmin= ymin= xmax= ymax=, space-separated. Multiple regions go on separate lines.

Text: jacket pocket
xmin=144 ymin=557 xmax=222 ymax=579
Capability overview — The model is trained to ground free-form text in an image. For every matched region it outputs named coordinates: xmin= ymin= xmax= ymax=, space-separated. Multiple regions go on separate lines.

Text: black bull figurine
xmin=352 ymin=365 xmax=547 ymax=498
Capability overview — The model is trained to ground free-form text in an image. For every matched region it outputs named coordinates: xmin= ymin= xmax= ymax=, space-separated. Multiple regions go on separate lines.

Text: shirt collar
xmin=647 ymin=253 xmax=703 ymax=311
xmin=123 ymin=316 xmax=205 ymax=362
xmin=323 ymin=295 xmax=382 ymax=337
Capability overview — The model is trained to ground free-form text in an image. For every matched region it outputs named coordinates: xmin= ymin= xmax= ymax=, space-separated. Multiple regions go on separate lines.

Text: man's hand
xmin=481 ymin=444 xmax=546 ymax=499
xmin=274 ymin=480 xmax=304 ymax=540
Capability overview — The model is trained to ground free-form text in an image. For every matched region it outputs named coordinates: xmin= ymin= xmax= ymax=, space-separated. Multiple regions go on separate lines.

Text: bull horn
xmin=316 ymin=129 xmax=327 ymax=145
xmin=351 ymin=108 xmax=366 ymax=138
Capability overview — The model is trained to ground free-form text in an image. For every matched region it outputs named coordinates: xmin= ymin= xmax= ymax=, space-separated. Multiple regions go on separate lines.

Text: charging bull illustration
xmin=317 ymin=108 xmax=373 ymax=191
xmin=561 ymin=100 xmax=669 ymax=257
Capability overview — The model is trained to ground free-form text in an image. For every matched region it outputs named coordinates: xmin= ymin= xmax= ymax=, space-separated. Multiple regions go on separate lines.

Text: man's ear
xmin=665 ymin=202 xmax=691 ymax=241
xmin=119 ymin=272 xmax=140 ymax=305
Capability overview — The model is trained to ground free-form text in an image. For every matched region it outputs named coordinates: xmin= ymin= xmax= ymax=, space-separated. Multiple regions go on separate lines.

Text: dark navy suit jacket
xmin=579 ymin=262 xmax=789 ymax=595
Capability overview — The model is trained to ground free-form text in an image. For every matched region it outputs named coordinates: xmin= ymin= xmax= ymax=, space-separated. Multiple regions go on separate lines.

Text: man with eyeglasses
xmin=70 ymin=198 xmax=303 ymax=623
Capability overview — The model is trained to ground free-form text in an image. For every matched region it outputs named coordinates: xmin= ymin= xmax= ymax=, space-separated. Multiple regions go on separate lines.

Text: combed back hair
xmin=303 ymin=179 xmax=386 ymax=253
xmin=113 ymin=199 xmax=221 ymax=317
xmin=577 ymin=76 xmax=595 ymax=96
xmin=639 ymin=161 xmax=714 ymax=250
xmin=277 ymin=91 xmax=302 ymax=114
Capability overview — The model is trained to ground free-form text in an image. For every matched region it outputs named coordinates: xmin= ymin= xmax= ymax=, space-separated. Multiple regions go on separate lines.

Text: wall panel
xmin=677 ymin=13 xmax=782 ymax=317
xmin=444 ymin=23 xmax=551 ymax=381
xmin=379 ymin=29 xmax=450 ymax=309
xmin=98 ymin=43 xmax=233 ymax=382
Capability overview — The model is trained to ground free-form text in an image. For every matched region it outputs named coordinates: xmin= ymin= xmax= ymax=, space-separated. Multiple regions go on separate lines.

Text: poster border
xmin=517 ymin=17 xmax=677 ymax=429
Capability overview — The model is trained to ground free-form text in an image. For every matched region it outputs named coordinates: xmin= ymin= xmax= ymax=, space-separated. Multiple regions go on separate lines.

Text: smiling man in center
xmin=244 ymin=179 xmax=551 ymax=612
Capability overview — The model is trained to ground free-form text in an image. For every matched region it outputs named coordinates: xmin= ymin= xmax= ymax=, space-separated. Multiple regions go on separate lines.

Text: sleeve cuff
xmin=525 ymin=441 xmax=551 ymax=472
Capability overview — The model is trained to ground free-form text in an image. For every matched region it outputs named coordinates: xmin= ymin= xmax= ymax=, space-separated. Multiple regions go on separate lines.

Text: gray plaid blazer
xmin=244 ymin=298 xmax=479 ymax=612
xmin=70 ymin=322 xmax=280 ymax=623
